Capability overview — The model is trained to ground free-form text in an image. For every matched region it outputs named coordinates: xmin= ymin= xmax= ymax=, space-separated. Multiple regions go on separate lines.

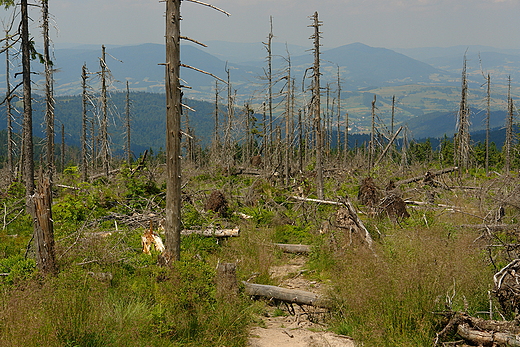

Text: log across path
xmin=243 ymin=281 xmax=331 ymax=308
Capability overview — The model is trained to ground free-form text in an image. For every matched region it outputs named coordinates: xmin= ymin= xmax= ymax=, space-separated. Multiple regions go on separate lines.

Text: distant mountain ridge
xmin=0 ymin=41 xmax=457 ymax=98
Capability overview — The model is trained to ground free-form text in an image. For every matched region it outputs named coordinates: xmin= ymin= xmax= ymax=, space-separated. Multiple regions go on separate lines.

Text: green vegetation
xmin=1 ymin=144 xmax=519 ymax=346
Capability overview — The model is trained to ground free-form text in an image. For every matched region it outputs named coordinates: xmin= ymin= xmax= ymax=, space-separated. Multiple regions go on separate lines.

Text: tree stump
xmin=216 ymin=263 xmax=238 ymax=300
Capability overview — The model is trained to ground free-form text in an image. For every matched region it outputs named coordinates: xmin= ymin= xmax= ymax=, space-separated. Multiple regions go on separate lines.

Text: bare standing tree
xmin=4 ymin=30 xmax=14 ymax=183
xmin=100 ymin=45 xmax=110 ymax=176
xmin=263 ymin=16 xmax=274 ymax=170
xmin=164 ymin=0 xmax=183 ymax=263
xmin=455 ymin=54 xmax=471 ymax=170
xmin=485 ymin=73 xmax=491 ymax=175
xmin=81 ymin=64 xmax=89 ymax=181
xmin=125 ymin=81 xmax=132 ymax=165
xmin=0 ymin=0 xmax=57 ymax=274
xmin=504 ymin=76 xmax=514 ymax=173
xmin=41 ymin=0 xmax=54 ymax=181
xmin=309 ymin=11 xmax=324 ymax=199
xmin=212 ymin=80 xmax=221 ymax=162
xmin=369 ymin=95 xmax=376 ymax=171
xmin=163 ymin=0 xmax=229 ymax=264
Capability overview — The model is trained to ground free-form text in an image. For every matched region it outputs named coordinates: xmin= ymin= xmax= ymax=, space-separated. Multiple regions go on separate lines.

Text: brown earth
xmin=247 ymin=256 xmax=355 ymax=347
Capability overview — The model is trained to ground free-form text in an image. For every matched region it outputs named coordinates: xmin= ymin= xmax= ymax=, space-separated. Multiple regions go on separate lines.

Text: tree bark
xmin=243 ymin=281 xmax=330 ymax=308
xmin=164 ymin=0 xmax=182 ymax=263
xmin=33 ymin=173 xmax=57 ymax=275
xmin=274 ymin=243 xmax=311 ymax=254
xmin=311 ymin=12 xmax=324 ymax=200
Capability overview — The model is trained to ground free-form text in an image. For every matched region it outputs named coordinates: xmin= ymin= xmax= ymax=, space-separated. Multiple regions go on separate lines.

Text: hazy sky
xmin=5 ymin=0 xmax=520 ymax=49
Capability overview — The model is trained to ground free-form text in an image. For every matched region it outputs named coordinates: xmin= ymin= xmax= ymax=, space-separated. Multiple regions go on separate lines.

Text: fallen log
xmin=457 ymin=323 xmax=520 ymax=347
xmin=181 ymin=227 xmax=239 ymax=237
xmin=395 ymin=166 xmax=458 ymax=186
xmin=290 ymin=196 xmax=343 ymax=206
xmin=243 ymin=281 xmax=330 ymax=308
xmin=459 ymin=224 xmax=516 ymax=231
xmin=437 ymin=311 xmax=520 ymax=346
xmin=274 ymin=243 xmax=311 ymax=254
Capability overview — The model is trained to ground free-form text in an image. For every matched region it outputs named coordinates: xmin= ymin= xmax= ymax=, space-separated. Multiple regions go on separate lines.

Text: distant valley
xmin=0 ymin=41 xmax=519 ymax=152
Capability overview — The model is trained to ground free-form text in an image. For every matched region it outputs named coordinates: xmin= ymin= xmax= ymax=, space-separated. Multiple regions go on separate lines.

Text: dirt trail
xmin=247 ymin=256 xmax=355 ymax=347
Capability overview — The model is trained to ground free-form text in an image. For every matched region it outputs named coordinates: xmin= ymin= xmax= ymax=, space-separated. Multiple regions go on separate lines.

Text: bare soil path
xmin=247 ymin=256 xmax=355 ymax=347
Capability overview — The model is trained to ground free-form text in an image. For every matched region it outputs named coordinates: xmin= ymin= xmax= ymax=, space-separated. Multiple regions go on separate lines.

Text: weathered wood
xmin=438 ymin=311 xmax=520 ymax=346
xmin=33 ymin=174 xmax=57 ymax=275
xmin=343 ymin=199 xmax=374 ymax=249
xmin=216 ymin=263 xmax=238 ymax=300
xmin=291 ymin=196 xmax=343 ymax=206
xmin=274 ymin=243 xmax=311 ymax=254
xmin=181 ymin=227 xmax=239 ymax=237
xmin=457 ymin=323 xmax=520 ymax=347
xmin=459 ymin=224 xmax=515 ymax=230
xmin=395 ymin=167 xmax=458 ymax=186
xmin=243 ymin=281 xmax=330 ymax=308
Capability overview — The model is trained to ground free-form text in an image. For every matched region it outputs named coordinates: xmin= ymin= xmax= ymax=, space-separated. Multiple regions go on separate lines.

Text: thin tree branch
xmin=184 ymin=0 xmax=230 ymax=16
xmin=180 ymin=63 xmax=227 ymax=84
xmin=180 ymin=35 xmax=207 ymax=47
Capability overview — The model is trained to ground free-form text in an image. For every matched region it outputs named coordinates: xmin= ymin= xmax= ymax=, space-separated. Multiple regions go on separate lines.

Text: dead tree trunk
xmin=33 ymin=171 xmax=57 ymax=275
xmin=485 ymin=73 xmax=491 ymax=175
xmin=42 ymin=0 xmax=55 ymax=182
xmin=505 ymin=76 xmax=513 ymax=173
xmin=455 ymin=55 xmax=471 ymax=170
xmin=310 ymin=12 xmax=324 ymax=199
xmin=284 ymin=53 xmax=292 ymax=185
xmin=369 ymin=94 xmax=376 ymax=171
xmin=100 ymin=45 xmax=110 ymax=177
xmin=336 ymin=66 xmax=342 ymax=161
xmin=212 ymin=80 xmax=221 ymax=163
xmin=21 ymin=0 xmax=34 ymax=204
xmin=216 ymin=263 xmax=238 ymax=300
xmin=243 ymin=281 xmax=330 ymax=308
xmin=164 ymin=0 xmax=182 ymax=264
xmin=5 ymin=31 xmax=14 ymax=183
xmin=81 ymin=64 xmax=89 ymax=181
xmin=125 ymin=81 xmax=132 ymax=165
xmin=265 ymin=16 xmax=274 ymax=170
xmin=60 ymin=123 xmax=65 ymax=171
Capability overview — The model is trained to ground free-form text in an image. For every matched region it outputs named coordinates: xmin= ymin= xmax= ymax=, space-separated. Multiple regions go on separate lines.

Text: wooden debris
xmin=243 ymin=281 xmax=330 ymax=308
xmin=395 ymin=166 xmax=458 ymax=187
xmin=493 ymin=259 xmax=520 ymax=315
xmin=437 ymin=311 xmax=520 ymax=346
xmin=290 ymin=196 xmax=343 ymax=206
xmin=216 ymin=263 xmax=238 ymax=300
xmin=274 ymin=243 xmax=311 ymax=254
xmin=181 ymin=227 xmax=240 ymax=237
xmin=337 ymin=200 xmax=374 ymax=249
xmin=141 ymin=221 xmax=165 ymax=255
xmin=87 ymin=271 xmax=113 ymax=282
